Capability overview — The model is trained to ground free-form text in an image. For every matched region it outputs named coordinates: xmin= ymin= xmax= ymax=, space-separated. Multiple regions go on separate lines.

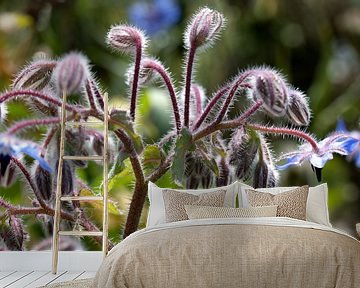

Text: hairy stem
xmin=192 ymin=85 xmax=202 ymax=120
xmin=0 ymin=90 xmax=83 ymax=114
xmin=143 ymin=61 xmax=181 ymax=133
xmin=247 ymin=124 xmax=319 ymax=152
xmin=11 ymin=157 xmax=48 ymax=209
xmin=90 ymin=80 xmax=104 ymax=110
xmin=6 ymin=117 xmax=60 ymax=135
xmin=184 ymin=45 xmax=196 ymax=127
xmin=85 ymin=79 xmax=98 ymax=112
xmin=0 ymin=197 xmax=73 ymax=222
xmin=147 ymin=151 xmax=174 ymax=183
xmin=41 ymin=126 xmax=58 ymax=157
xmin=193 ymin=101 xmax=263 ymax=141
xmin=214 ymin=71 xmax=252 ymax=124
xmin=193 ymin=85 xmax=229 ymax=131
xmin=130 ymin=41 xmax=142 ymax=121
xmin=114 ymin=129 xmax=147 ymax=238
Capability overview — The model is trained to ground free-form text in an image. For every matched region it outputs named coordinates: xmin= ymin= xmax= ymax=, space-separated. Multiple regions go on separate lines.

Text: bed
xmin=92 ymin=182 xmax=360 ymax=288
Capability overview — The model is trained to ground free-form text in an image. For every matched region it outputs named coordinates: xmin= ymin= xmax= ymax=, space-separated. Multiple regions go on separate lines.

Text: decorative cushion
xmin=184 ymin=205 xmax=278 ymax=219
xmin=238 ymin=182 xmax=332 ymax=227
xmin=162 ymin=189 xmax=226 ymax=223
xmin=245 ymin=186 xmax=309 ymax=220
xmin=146 ymin=181 xmax=238 ymax=228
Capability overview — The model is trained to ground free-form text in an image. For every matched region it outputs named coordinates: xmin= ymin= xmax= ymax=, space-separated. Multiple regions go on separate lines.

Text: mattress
xmin=92 ymin=217 xmax=360 ymax=288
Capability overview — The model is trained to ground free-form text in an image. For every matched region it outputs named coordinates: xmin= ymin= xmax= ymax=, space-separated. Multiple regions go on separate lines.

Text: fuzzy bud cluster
xmin=185 ymin=7 xmax=225 ymax=50
xmin=107 ymin=25 xmax=146 ymax=55
xmin=185 ymin=153 xmax=213 ymax=189
xmin=228 ymin=128 xmax=258 ymax=180
xmin=13 ymin=59 xmax=57 ymax=91
xmin=53 ymin=52 xmax=89 ymax=94
xmin=250 ymin=69 xmax=289 ymax=117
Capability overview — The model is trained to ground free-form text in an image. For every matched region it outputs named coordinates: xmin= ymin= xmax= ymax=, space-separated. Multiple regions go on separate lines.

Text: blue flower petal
xmin=309 ymin=152 xmax=333 ymax=168
xmin=20 ymin=146 xmax=53 ymax=173
xmin=341 ymin=137 xmax=359 ymax=154
xmin=336 ymin=118 xmax=348 ymax=132
xmin=276 ymin=154 xmax=302 ymax=170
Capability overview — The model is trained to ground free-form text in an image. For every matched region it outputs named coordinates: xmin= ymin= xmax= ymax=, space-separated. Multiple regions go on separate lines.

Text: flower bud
xmin=0 ymin=161 xmax=16 ymax=188
xmin=184 ymin=153 xmax=214 ymax=189
xmin=106 ymin=25 xmax=146 ymax=55
xmin=253 ymin=160 xmax=277 ymax=188
xmin=35 ymin=165 xmax=52 ymax=201
xmin=53 ymin=52 xmax=89 ymax=94
xmin=286 ymin=89 xmax=311 ymax=126
xmin=185 ymin=7 xmax=225 ymax=49
xmin=251 ymin=69 xmax=289 ymax=116
xmin=12 ymin=59 xmax=56 ymax=91
xmin=228 ymin=128 xmax=258 ymax=180
xmin=9 ymin=215 xmax=26 ymax=251
xmin=55 ymin=160 xmax=74 ymax=196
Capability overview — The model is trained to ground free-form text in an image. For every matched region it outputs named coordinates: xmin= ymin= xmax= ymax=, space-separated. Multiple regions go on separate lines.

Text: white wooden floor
xmin=0 ymin=270 xmax=96 ymax=288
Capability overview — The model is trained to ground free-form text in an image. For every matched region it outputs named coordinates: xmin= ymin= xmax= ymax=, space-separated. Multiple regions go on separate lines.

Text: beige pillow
xmin=245 ymin=186 xmax=309 ymax=220
xmin=184 ymin=205 xmax=278 ymax=219
xmin=162 ymin=189 xmax=226 ymax=223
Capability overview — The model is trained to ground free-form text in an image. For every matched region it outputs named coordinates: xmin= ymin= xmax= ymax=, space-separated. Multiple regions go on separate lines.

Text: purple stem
xmin=41 ymin=126 xmax=58 ymax=157
xmin=184 ymin=45 xmax=196 ymax=127
xmin=130 ymin=40 xmax=142 ymax=121
xmin=6 ymin=117 xmax=60 ymax=135
xmin=90 ymin=80 xmax=104 ymax=110
xmin=85 ymin=79 xmax=98 ymax=112
xmin=247 ymin=124 xmax=320 ymax=152
xmin=142 ymin=61 xmax=181 ymax=133
xmin=192 ymin=85 xmax=202 ymax=120
xmin=192 ymin=85 xmax=229 ymax=131
xmin=0 ymin=90 xmax=82 ymax=114
xmin=193 ymin=101 xmax=263 ymax=141
xmin=214 ymin=71 xmax=253 ymax=124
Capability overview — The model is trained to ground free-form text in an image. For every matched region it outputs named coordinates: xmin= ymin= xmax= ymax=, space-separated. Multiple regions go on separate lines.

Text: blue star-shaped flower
xmin=0 ymin=134 xmax=52 ymax=176
xmin=277 ymin=133 xmax=358 ymax=181
xmin=336 ymin=119 xmax=360 ymax=167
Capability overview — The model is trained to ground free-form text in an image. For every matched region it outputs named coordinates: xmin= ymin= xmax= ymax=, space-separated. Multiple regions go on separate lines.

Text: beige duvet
xmin=93 ymin=218 xmax=360 ymax=288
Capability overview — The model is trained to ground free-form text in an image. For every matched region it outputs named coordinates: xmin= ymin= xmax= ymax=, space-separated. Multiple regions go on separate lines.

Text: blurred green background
xmin=0 ymin=0 xmax=359 ymax=250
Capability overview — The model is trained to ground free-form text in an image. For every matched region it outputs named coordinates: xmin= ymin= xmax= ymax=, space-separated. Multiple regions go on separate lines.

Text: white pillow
xmin=146 ymin=181 xmax=238 ymax=228
xmin=238 ymin=182 xmax=331 ymax=227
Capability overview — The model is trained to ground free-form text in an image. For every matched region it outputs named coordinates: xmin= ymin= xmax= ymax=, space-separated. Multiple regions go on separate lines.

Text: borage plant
xmin=0 ymin=7 xmax=358 ymax=250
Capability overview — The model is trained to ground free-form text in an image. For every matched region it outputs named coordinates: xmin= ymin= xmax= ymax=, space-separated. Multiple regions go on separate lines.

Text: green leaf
xmin=171 ymin=128 xmax=194 ymax=185
xmin=196 ymin=141 xmax=220 ymax=177
xmin=142 ymin=145 xmax=164 ymax=172
xmin=108 ymin=159 xmax=135 ymax=192
xmin=79 ymin=188 xmax=123 ymax=216
xmin=109 ymin=109 xmax=143 ymax=154
xmin=108 ymin=151 xmax=128 ymax=180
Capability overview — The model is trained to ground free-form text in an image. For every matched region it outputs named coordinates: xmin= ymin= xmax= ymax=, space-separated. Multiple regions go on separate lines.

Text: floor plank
xmin=76 ymin=271 xmax=96 ymax=280
xmin=7 ymin=271 xmax=48 ymax=288
xmin=0 ymin=271 xmax=16 ymax=281
xmin=49 ymin=271 xmax=84 ymax=284
xmin=24 ymin=271 xmax=66 ymax=288
xmin=0 ymin=271 xmax=32 ymax=287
